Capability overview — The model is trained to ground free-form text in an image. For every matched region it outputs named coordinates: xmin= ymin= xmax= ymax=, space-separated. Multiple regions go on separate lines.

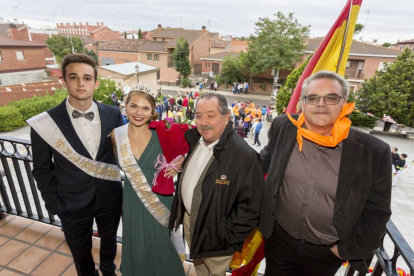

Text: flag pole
xmin=336 ymin=0 xmax=353 ymax=73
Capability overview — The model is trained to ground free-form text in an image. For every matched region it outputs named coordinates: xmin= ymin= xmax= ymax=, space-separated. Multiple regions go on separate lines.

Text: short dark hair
xmin=401 ymin=153 xmax=407 ymax=158
xmin=196 ymin=93 xmax=229 ymax=115
xmin=302 ymin=70 xmax=350 ymax=98
xmin=393 ymin=147 xmax=398 ymax=152
xmin=61 ymin=54 xmax=98 ymax=82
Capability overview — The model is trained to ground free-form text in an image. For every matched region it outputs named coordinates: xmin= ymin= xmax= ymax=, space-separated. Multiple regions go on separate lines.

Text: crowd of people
xmin=232 ymin=81 xmax=249 ymax=94
xmin=26 ymin=53 xmax=401 ymax=276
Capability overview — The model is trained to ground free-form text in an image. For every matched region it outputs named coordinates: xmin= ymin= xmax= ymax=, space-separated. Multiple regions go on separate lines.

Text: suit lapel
xmin=52 ymin=99 xmax=92 ymax=159
xmin=334 ymin=130 xmax=364 ymax=215
xmin=277 ymin=124 xmax=298 ymax=176
xmin=96 ymin=101 xmax=108 ymax=159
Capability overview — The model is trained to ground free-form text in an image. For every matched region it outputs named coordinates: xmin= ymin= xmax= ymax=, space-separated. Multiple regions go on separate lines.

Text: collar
xmin=66 ymin=97 xmax=97 ymax=115
xmin=199 ymin=137 xmax=219 ymax=150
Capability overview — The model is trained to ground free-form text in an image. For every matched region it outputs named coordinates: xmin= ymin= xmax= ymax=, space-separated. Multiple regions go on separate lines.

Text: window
xmin=153 ymin=38 xmax=156 ymax=41
xmin=345 ymin=61 xmax=350 ymax=71
xmin=154 ymin=54 xmax=160 ymax=61
xmin=205 ymin=62 xmax=208 ymax=67
xmin=0 ymin=51 xmax=3 ymax=62
xmin=147 ymin=54 xmax=153 ymax=60
xmin=355 ymin=61 xmax=364 ymax=78
xmin=378 ymin=62 xmax=385 ymax=72
xmin=162 ymin=38 xmax=165 ymax=41
xmin=16 ymin=50 xmax=25 ymax=61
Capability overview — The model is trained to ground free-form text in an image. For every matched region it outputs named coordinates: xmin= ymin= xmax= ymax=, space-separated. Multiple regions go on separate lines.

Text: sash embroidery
xmin=114 ymin=124 xmax=170 ymax=227
xmin=27 ymin=112 xmax=121 ymax=181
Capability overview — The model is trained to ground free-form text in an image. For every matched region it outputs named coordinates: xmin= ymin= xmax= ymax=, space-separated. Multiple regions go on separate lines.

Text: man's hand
xmin=330 ymin=245 xmax=342 ymax=259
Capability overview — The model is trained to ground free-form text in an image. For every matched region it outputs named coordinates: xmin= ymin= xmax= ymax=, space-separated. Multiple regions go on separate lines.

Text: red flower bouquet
xmin=149 ymin=120 xmax=191 ymax=195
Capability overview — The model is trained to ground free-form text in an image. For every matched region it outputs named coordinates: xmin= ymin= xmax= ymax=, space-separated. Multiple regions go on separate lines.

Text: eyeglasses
xmin=303 ymin=95 xmax=345 ymax=105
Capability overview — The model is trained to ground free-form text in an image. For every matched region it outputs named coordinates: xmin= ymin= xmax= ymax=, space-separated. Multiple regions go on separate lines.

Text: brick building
xmin=0 ymin=34 xmax=47 ymax=86
xmin=391 ymin=39 xmax=414 ymax=51
xmin=304 ymin=38 xmax=401 ymax=91
xmin=200 ymin=52 xmax=239 ymax=75
xmin=98 ymin=25 xmax=211 ymax=82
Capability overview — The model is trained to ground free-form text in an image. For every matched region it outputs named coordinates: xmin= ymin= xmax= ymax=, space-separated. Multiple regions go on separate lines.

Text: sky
xmin=2 ymin=0 xmax=413 ymax=44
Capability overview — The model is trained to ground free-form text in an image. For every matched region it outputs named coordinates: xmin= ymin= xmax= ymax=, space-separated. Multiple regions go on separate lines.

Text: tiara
xmin=130 ymin=83 xmax=157 ymax=99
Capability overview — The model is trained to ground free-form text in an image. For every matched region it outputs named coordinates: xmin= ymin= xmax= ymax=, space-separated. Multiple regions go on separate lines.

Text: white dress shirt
xmin=66 ymin=99 xmax=101 ymax=160
xmin=181 ymin=137 xmax=219 ymax=213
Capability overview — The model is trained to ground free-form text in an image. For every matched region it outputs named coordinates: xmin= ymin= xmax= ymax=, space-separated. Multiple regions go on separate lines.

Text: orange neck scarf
xmin=287 ymin=102 xmax=355 ymax=151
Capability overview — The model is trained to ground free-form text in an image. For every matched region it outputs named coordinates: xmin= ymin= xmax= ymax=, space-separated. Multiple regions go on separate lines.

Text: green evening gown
xmin=120 ymin=130 xmax=185 ymax=276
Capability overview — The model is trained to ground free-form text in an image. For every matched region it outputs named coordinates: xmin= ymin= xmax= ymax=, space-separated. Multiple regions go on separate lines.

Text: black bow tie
xmin=72 ymin=109 xmax=95 ymax=121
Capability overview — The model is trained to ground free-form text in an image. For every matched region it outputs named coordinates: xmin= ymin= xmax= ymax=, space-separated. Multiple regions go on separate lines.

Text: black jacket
xmin=258 ymin=115 xmax=392 ymax=273
xmin=31 ymin=99 xmax=124 ymax=218
xmin=169 ymin=123 xmax=264 ymax=259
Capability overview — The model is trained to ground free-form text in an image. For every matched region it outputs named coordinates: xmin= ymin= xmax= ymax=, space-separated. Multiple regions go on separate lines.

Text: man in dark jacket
xmin=259 ymin=71 xmax=392 ymax=276
xmin=169 ymin=93 xmax=264 ymax=276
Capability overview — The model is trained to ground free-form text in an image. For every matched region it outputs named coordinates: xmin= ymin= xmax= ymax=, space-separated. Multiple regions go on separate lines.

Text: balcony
xmin=0 ymin=215 xmax=198 ymax=275
xmin=1 ymin=133 xmax=414 ymax=276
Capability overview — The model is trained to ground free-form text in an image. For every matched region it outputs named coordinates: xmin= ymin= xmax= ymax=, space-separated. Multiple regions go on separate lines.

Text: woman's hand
xmin=164 ymin=155 xmax=185 ymax=178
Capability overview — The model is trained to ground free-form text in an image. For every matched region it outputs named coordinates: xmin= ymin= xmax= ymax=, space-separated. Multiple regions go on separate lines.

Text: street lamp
xmin=135 ymin=64 xmax=140 ymax=86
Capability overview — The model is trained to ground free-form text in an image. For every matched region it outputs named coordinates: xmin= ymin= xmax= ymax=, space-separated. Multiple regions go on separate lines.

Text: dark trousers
xmin=60 ymin=204 xmax=122 ymax=276
xmin=254 ymin=132 xmax=261 ymax=146
xmin=264 ymin=222 xmax=343 ymax=276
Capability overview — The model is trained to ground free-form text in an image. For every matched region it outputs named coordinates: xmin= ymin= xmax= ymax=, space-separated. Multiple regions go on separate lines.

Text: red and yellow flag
xmin=286 ymin=0 xmax=363 ymax=113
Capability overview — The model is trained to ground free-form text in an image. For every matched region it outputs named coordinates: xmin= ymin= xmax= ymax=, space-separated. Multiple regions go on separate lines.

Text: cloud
xmin=2 ymin=0 xmax=413 ymax=44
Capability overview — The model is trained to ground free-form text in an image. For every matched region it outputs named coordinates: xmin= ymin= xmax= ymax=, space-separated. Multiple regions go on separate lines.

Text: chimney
xmin=66 ymin=23 xmax=70 ymax=26
xmin=202 ymin=26 xmax=206 ymax=32
xmin=97 ymin=22 xmax=100 ymax=26
xmin=9 ymin=23 xmax=20 ymax=40
xmin=157 ymin=24 xmax=162 ymax=31
xmin=13 ymin=18 xmax=18 ymax=24
xmin=56 ymin=23 xmax=59 ymax=28
xmin=73 ymin=22 xmax=76 ymax=26
xmin=60 ymin=23 xmax=63 ymax=26
xmin=101 ymin=22 xmax=104 ymax=26
xmin=86 ymin=22 xmax=89 ymax=26
xmin=79 ymin=22 xmax=82 ymax=26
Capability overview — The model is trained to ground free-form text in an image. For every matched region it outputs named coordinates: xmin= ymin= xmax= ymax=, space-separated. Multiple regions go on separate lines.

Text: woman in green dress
xmin=111 ymin=89 xmax=186 ymax=276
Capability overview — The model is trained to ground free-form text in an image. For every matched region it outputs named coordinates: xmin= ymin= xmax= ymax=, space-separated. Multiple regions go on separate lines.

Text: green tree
xmin=170 ymin=37 xmax=191 ymax=86
xmin=216 ymin=56 xmax=242 ymax=85
xmin=124 ymin=31 xmax=127 ymax=38
xmin=86 ymin=49 xmax=98 ymax=64
xmin=356 ymin=48 xmax=414 ymax=127
xmin=238 ymin=51 xmax=260 ymax=86
xmin=138 ymin=28 xmax=143 ymax=39
xmin=46 ymin=35 xmax=84 ymax=64
xmin=382 ymin=42 xmax=391 ymax=47
xmin=275 ymin=55 xmax=312 ymax=113
xmin=248 ymin=12 xmax=310 ymax=77
xmin=354 ymin=23 xmax=364 ymax=35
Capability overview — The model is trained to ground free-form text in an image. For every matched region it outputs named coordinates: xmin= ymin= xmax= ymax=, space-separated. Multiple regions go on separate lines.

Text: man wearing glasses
xmin=259 ymin=71 xmax=392 ymax=276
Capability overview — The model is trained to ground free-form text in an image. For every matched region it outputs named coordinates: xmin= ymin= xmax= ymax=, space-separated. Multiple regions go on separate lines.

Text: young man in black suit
xmin=30 ymin=54 xmax=123 ymax=276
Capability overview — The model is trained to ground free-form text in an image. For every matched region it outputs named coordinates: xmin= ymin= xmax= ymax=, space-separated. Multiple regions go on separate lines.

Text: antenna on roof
xmin=361 ymin=10 xmax=370 ymax=42
xmin=14 ymin=6 xmax=19 ymax=22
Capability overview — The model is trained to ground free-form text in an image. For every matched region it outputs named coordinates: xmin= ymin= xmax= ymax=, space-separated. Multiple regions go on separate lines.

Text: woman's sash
xmin=114 ymin=124 xmax=170 ymax=227
xmin=27 ymin=112 xmax=121 ymax=181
